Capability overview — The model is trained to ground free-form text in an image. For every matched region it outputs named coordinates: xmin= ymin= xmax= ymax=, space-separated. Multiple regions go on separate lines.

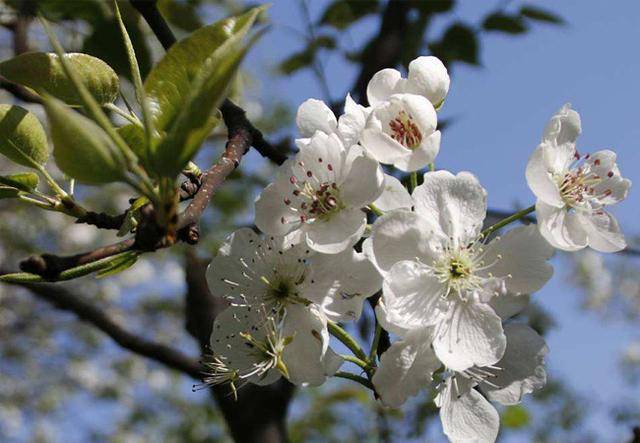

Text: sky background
xmin=239 ymin=0 xmax=640 ymax=441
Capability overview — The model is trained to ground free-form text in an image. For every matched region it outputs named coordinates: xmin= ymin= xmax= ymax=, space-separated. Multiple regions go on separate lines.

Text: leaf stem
xmin=328 ymin=320 xmax=369 ymax=363
xmin=340 ymin=354 xmax=370 ymax=371
xmin=333 ymin=371 xmax=374 ymax=390
xmin=367 ymin=203 xmax=384 ymax=217
xmin=409 ymin=171 xmax=418 ymax=193
xmin=481 ymin=205 xmax=536 ymax=238
xmin=104 ymin=103 xmax=141 ymax=126
xmin=369 ymin=321 xmax=382 ymax=363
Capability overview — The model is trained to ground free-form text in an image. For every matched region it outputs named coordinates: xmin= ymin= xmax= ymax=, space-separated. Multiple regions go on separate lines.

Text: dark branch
xmin=1 ymin=271 xmax=202 ymax=379
xmin=76 ymin=210 xmax=128 ymax=230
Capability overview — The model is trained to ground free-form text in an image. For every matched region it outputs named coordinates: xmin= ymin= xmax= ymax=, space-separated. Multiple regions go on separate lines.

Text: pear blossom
xmin=526 ymin=104 xmax=631 ymax=252
xmin=366 ymin=56 xmax=450 ymax=108
xmin=436 ymin=324 xmax=548 ymax=443
xmin=361 ymin=93 xmax=441 ymax=172
xmin=296 ymin=94 xmax=368 ymax=149
xmin=255 ymin=131 xmax=384 ymax=254
xmin=365 ymin=170 xmax=554 ymax=371
xmin=372 ymin=173 xmax=413 ymax=212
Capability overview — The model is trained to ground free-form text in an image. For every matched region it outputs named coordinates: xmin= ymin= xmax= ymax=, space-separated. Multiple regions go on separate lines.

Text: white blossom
xmin=526 ymin=104 xmax=631 ymax=252
xmin=296 ymin=94 xmax=368 ymax=149
xmin=365 ymin=170 xmax=554 ymax=371
xmin=255 ymin=131 xmax=384 ymax=254
xmin=436 ymin=324 xmax=548 ymax=443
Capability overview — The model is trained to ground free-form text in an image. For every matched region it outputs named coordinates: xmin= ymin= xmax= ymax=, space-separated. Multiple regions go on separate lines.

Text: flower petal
xmin=338 ymin=93 xmax=368 ymax=146
xmin=525 ymin=144 xmax=564 ymax=207
xmin=393 ymin=130 xmax=441 ymax=172
xmin=296 ymin=98 xmax=337 ymax=138
xmin=543 ymin=103 xmax=581 ymax=147
xmin=437 ymin=379 xmax=499 ymax=443
xmin=305 ymin=207 xmax=366 ymax=254
xmin=536 ymin=201 xmax=587 ymax=251
xmin=373 ymin=174 xmax=413 ymax=211
xmin=366 ymin=210 xmax=441 ymax=275
xmin=482 ymin=323 xmax=548 ymax=405
xmin=366 ymin=68 xmax=402 ymax=106
xmin=433 ymin=300 xmax=506 ymax=372
xmin=412 ymin=170 xmax=487 ymax=242
xmin=372 ymin=328 xmax=441 ymax=408
xmin=406 ymin=56 xmax=450 ymax=107
xmin=481 ymin=225 xmax=554 ymax=295
xmin=381 ymin=260 xmax=445 ymax=335
xmin=255 ymin=177 xmax=300 ymax=236
xmin=579 ymin=210 xmax=626 ymax=252
xmin=340 ymin=148 xmax=384 ymax=208
xmin=488 ymin=293 xmax=530 ymax=320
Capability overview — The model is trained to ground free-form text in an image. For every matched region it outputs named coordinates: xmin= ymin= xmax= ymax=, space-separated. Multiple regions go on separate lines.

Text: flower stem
xmin=481 ymin=205 xmax=536 ymax=239
xmin=333 ymin=371 xmax=374 ymax=390
xmin=328 ymin=320 xmax=369 ymax=363
xmin=104 ymin=103 xmax=141 ymax=126
xmin=409 ymin=171 xmax=418 ymax=193
xmin=340 ymin=354 xmax=370 ymax=370
xmin=369 ymin=322 xmax=382 ymax=362
xmin=367 ymin=204 xmax=384 ymax=217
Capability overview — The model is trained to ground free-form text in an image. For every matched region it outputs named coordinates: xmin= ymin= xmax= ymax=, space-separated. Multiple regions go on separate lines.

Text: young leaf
xmin=0 ymin=186 xmax=20 ymax=199
xmin=43 ymin=96 xmax=127 ymax=184
xmin=146 ymin=6 xmax=265 ymax=176
xmin=0 ymin=172 xmax=39 ymax=192
xmin=0 ymin=52 xmax=119 ymax=106
xmin=0 ymin=104 xmax=49 ymax=169
xmin=96 ymin=251 xmax=139 ymax=277
xmin=482 ymin=13 xmax=528 ymax=34
xmin=520 ymin=6 xmax=564 ymax=25
xmin=144 ymin=6 xmax=265 ymax=138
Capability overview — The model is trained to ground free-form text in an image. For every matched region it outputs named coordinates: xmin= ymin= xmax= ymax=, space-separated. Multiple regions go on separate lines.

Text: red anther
xmin=284 ymin=198 xmax=291 ymax=205
xmin=306 ymin=170 xmax=313 ymax=177
xmin=280 ymin=217 xmax=286 ymax=224
xmin=594 ymin=159 xmax=601 ymax=166
xmin=327 ymin=164 xmax=333 ymax=171
xmin=574 ymin=152 xmax=580 ymax=160
xmin=293 ymin=190 xmax=300 ymax=196
xmin=318 ymin=157 xmax=323 ymax=163
xmin=290 ymin=176 xmax=297 ymax=184
xmin=608 ymin=171 xmax=614 ymax=177
xmin=585 ymin=154 xmax=590 ymax=159
xmin=300 ymin=215 xmax=307 ymax=222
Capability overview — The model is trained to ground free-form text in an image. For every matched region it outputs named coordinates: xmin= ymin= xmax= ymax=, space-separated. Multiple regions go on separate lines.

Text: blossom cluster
xmin=204 ymin=56 xmax=631 ymax=441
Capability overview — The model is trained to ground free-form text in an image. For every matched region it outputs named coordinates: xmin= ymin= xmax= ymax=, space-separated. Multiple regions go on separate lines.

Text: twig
xmin=1 ymin=272 xmax=202 ymax=379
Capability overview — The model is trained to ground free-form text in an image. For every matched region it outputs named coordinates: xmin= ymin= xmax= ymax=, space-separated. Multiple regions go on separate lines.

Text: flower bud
xmin=406 ymin=56 xmax=450 ymax=109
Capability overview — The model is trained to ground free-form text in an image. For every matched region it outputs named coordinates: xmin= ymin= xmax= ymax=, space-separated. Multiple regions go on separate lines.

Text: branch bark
xmin=0 ymin=270 xmax=202 ymax=378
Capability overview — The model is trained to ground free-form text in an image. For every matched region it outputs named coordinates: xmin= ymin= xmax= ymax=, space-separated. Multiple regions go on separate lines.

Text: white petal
xmin=412 ymin=170 xmax=487 ymax=242
xmin=489 ymin=293 xmax=530 ymax=320
xmin=282 ymin=304 xmax=331 ymax=386
xmin=340 ymin=149 xmax=384 ymax=208
xmin=481 ymin=225 xmax=554 ymax=295
xmin=297 ymin=131 xmax=347 ymax=183
xmin=305 ymin=207 xmax=366 ymax=254
xmin=438 ymin=379 xmax=499 ymax=443
xmin=307 ymin=249 xmax=382 ymax=322
xmin=579 ymin=211 xmax=626 ymax=253
xmin=296 ymin=98 xmax=337 ymax=138
xmin=525 ymin=144 xmax=564 ymax=207
xmin=543 ymin=103 xmax=581 ymax=147
xmin=536 ymin=201 xmax=587 ymax=251
xmin=372 ymin=328 xmax=441 ymax=408
xmin=393 ymin=130 xmax=441 ymax=172
xmin=373 ymin=174 xmax=413 ymax=211
xmin=255 ymin=160 xmax=302 ymax=236
xmin=482 ymin=323 xmax=548 ymax=405
xmin=433 ymin=301 xmax=506 ymax=372
xmin=367 ymin=210 xmax=441 ymax=275
xmin=338 ymin=93 xmax=368 ymax=146
xmin=366 ymin=68 xmax=402 ymax=106
xmin=406 ymin=56 xmax=450 ymax=107
xmin=381 ymin=261 xmax=445 ymax=334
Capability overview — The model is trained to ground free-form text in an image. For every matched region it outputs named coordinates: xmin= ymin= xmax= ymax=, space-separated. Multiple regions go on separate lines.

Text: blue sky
xmin=241 ymin=1 xmax=640 ymax=440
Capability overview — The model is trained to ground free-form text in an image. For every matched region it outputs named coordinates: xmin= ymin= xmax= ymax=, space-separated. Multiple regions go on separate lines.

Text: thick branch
xmin=1 ymin=272 xmax=202 ymax=378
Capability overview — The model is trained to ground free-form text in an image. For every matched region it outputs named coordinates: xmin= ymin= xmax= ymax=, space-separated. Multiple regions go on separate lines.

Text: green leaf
xmin=0 ymin=52 xmax=119 ymax=106
xmin=146 ymin=7 xmax=265 ymax=176
xmin=502 ymin=405 xmax=530 ymax=429
xmin=96 ymin=252 xmax=139 ymax=277
xmin=0 ymin=172 xmax=39 ymax=192
xmin=0 ymin=186 xmax=20 ymax=199
xmin=279 ymin=48 xmax=315 ymax=74
xmin=483 ymin=13 xmax=528 ymax=34
xmin=117 ymin=123 xmax=146 ymax=160
xmin=43 ymin=96 xmax=127 ymax=184
xmin=521 ymin=6 xmax=564 ymax=24
xmin=158 ymin=0 xmax=203 ymax=32
xmin=0 ymin=104 xmax=49 ymax=169
xmin=429 ymin=23 xmax=479 ymax=66
xmin=319 ymin=0 xmax=379 ymax=30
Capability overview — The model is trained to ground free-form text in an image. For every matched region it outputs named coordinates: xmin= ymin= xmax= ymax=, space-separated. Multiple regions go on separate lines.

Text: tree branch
xmin=0 ymin=271 xmax=202 ymax=379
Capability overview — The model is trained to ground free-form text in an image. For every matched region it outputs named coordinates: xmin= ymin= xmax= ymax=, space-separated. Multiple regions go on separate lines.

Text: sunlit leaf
xmin=43 ymin=96 xmax=126 ymax=184
xmin=0 ymin=52 xmax=119 ymax=106
xmin=0 ymin=173 xmax=39 ymax=192
xmin=0 ymin=104 xmax=49 ymax=169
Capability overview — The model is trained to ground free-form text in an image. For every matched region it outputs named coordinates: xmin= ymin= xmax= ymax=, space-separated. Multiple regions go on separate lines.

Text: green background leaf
xmin=0 ymin=52 xmax=119 ymax=106
xmin=43 ymin=96 xmax=126 ymax=184
xmin=0 ymin=104 xmax=49 ymax=168
xmin=0 ymin=172 xmax=39 ymax=192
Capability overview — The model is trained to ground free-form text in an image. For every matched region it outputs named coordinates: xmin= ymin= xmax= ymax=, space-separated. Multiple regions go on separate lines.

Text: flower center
xmin=388 ymin=110 xmax=422 ymax=149
xmin=556 ymin=154 xmax=614 ymax=209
